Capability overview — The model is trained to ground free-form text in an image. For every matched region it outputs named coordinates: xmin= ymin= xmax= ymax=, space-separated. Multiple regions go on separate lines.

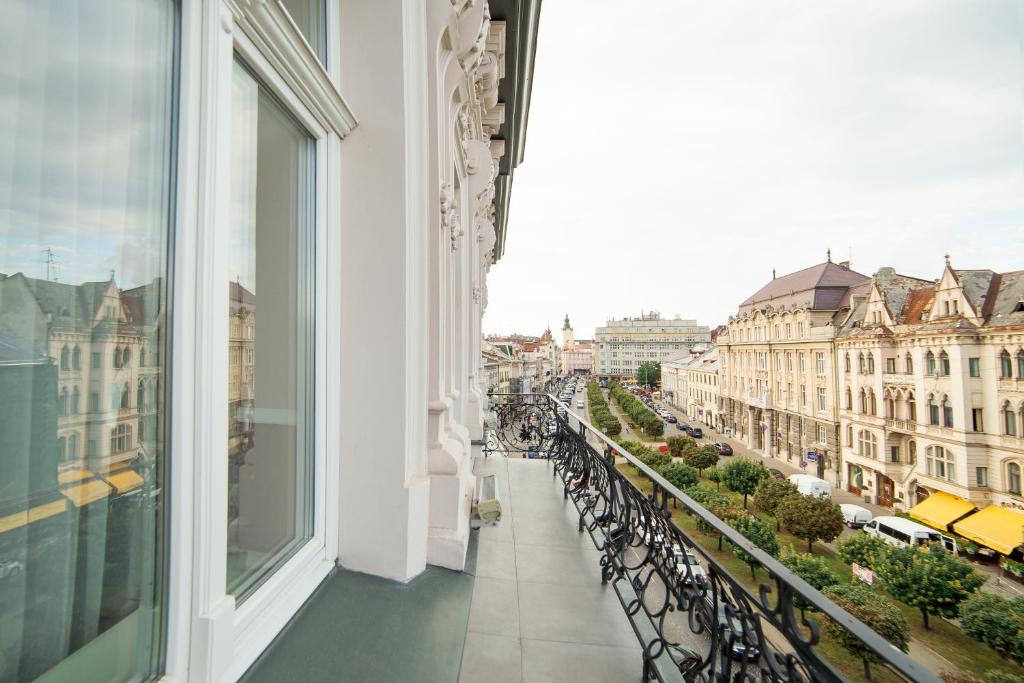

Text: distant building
xmin=594 ymin=312 xmax=710 ymax=378
xmin=560 ymin=314 xmax=594 ymax=375
xmin=686 ymin=347 xmax=721 ymax=431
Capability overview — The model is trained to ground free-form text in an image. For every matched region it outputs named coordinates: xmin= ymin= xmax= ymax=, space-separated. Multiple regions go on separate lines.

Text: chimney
xmin=838 ymin=261 xmax=850 ymax=270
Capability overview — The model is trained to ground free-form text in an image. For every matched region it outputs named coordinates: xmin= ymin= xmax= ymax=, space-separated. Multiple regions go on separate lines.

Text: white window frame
xmin=165 ymin=2 xmax=355 ymax=681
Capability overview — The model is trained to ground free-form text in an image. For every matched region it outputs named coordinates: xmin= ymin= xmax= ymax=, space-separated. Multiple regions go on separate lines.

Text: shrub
xmin=959 ymin=593 xmax=1024 ymax=662
xmin=706 ymin=466 xmax=722 ymax=490
xmin=656 ymin=462 xmax=699 ymax=491
xmin=718 ymin=458 xmax=769 ymax=508
xmin=877 ymin=543 xmax=985 ymax=629
xmin=823 ymin=583 xmax=909 ymax=681
xmin=727 ymin=514 xmax=780 ymax=580
xmin=781 ymin=552 xmax=840 ymax=612
xmin=836 ymin=533 xmax=888 ymax=570
xmin=639 ymin=449 xmax=671 ymax=470
xmin=776 ymin=494 xmax=844 ymax=553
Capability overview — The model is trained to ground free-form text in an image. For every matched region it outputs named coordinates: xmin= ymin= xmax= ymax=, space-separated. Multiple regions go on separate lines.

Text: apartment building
xmin=595 ymin=312 xmax=710 ymax=378
xmin=720 ymin=258 xmax=870 ymax=482
xmin=686 ymin=347 xmax=722 ymax=432
xmin=837 ymin=259 xmax=1024 ymax=514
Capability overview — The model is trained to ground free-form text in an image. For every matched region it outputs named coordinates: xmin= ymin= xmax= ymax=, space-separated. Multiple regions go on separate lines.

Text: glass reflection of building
xmin=227 ymin=281 xmax=256 ymax=547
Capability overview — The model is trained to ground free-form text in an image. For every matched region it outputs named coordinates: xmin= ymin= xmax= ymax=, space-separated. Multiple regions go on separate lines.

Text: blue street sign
xmin=806 ymin=451 xmax=817 ymax=462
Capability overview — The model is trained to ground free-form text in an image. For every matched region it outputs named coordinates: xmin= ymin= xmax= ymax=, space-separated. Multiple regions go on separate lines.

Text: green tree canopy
xmin=959 ymin=593 xmax=1024 ymax=662
xmin=836 ymin=533 xmax=889 ymax=570
xmin=727 ymin=514 xmax=780 ymax=580
xmin=718 ymin=458 xmax=769 ymax=508
xmin=683 ymin=446 xmax=719 ymax=476
xmin=656 ymin=462 xmax=699 ymax=491
xmin=823 ymin=583 xmax=909 ymax=680
xmin=877 ymin=543 xmax=985 ymax=629
xmin=781 ymin=552 xmax=841 ymax=612
xmin=776 ymin=495 xmax=844 ymax=553
xmin=637 ymin=360 xmax=660 ymax=386
xmin=752 ymin=478 xmax=799 ymax=518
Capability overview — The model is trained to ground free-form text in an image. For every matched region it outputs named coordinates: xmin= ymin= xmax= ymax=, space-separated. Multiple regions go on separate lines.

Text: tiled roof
xmin=982 ymin=270 xmax=1024 ymax=327
xmin=739 ymin=261 xmax=869 ymax=312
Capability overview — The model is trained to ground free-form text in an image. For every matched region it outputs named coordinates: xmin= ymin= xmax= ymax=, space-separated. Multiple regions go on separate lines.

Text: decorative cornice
xmin=440 ymin=183 xmax=463 ymax=251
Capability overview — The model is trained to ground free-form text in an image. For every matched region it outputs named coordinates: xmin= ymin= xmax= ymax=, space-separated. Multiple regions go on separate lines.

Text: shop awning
xmin=107 ymin=470 xmax=144 ymax=494
xmin=908 ymin=491 xmax=976 ymax=530
xmin=953 ymin=506 xmax=1024 ymax=556
xmin=61 ymin=480 xmax=113 ymax=508
xmin=0 ymin=499 xmax=68 ymax=534
xmin=57 ymin=469 xmax=93 ymax=485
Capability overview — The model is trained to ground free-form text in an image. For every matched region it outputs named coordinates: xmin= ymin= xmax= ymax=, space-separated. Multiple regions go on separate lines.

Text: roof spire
xmin=944 ymin=253 xmax=951 ymax=267
xmin=772 ymin=268 xmax=776 ymax=280
xmin=827 ymin=248 xmax=832 ymax=263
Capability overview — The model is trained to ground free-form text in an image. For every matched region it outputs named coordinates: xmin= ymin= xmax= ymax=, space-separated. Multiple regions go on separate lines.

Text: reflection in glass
xmin=0 ymin=1 xmax=176 ymax=681
xmin=279 ymin=0 xmax=327 ymax=63
xmin=226 ymin=59 xmax=315 ymax=600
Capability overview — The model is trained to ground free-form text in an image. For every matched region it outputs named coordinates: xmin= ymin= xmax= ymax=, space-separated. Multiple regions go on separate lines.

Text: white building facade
xmin=686 ymin=347 xmax=721 ymax=432
xmin=0 ymin=2 xmax=539 ymax=682
xmin=595 ymin=312 xmax=710 ymax=378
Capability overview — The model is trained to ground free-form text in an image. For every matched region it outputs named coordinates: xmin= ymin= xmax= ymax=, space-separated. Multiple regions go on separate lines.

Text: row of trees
xmin=608 ymin=382 xmax=664 ymax=437
xmin=586 ymin=381 xmax=621 ymax=436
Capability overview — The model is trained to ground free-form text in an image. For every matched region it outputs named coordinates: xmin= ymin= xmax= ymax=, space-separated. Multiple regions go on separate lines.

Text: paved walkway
xmin=459 ymin=454 xmax=643 ymax=683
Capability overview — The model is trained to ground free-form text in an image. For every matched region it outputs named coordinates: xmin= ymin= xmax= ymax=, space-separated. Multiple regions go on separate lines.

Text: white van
xmin=863 ymin=515 xmax=959 ymax=553
xmin=839 ymin=503 xmax=873 ymax=529
xmin=787 ymin=474 xmax=832 ymax=499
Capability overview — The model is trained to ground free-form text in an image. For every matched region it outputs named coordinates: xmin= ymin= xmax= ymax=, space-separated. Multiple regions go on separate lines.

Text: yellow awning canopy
xmin=106 ymin=470 xmax=144 ymax=494
xmin=908 ymin=491 xmax=976 ymax=530
xmin=953 ymin=506 xmax=1024 ymax=556
xmin=57 ymin=469 xmax=93 ymax=485
xmin=0 ymin=499 xmax=68 ymax=534
xmin=61 ymin=480 xmax=113 ymax=508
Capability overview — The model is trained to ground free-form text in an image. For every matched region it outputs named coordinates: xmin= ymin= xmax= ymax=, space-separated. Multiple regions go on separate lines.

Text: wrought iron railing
xmin=487 ymin=392 xmax=936 ymax=683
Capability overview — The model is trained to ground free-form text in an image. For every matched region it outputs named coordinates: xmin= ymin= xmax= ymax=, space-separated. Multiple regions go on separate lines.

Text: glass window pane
xmin=226 ymin=59 xmax=315 ymax=601
xmin=279 ymin=0 xmax=326 ymax=64
xmin=0 ymin=1 xmax=177 ymax=681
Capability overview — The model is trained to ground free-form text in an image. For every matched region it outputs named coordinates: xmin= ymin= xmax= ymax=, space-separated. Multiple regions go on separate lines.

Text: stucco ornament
xmin=440 ymin=183 xmax=463 ymax=251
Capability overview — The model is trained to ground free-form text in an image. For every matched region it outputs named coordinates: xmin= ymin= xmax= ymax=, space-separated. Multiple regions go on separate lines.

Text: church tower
xmin=561 ymin=314 xmax=574 ymax=349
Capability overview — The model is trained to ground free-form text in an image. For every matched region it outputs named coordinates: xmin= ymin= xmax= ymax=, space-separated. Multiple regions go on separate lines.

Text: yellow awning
xmin=0 ymin=499 xmax=68 ymax=534
xmin=106 ymin=470 xmax=144 ymax=494
xmin=57 ymin=469 xmax=93 ymax=485
xmin=61 ymin=480 xmax=113 ymax=508
xmin=908 ymin=491 xmax=976 ymax=530
xmin=953 ymin=506 xmax=1024 ymax=556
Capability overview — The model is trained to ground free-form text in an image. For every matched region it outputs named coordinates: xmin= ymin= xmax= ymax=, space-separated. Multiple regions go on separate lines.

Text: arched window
xmin=1001 ymin=350 xmax=1013 ymax=378
xmin=110 ymin=424 xmax=133 ymax=453
xmin=942 ymin=396 xmax=953 ymax=428
xmin=68 ymin=433 xmax=78 ymax=460
xmin=58 ymin=387 xmax=68 ymax=416
xmin=884 ymin=395 xmax=894 ymax=419
xmin=122 ymin=347 xmax=131 ymax=367
xmin=926 ymin=351 xmax=936 ymax=376
xmin=120 ymin=382 xmax=131 ymax=409
xmin=1008 ymin=463 xmax=1022 ymax=495
xmin=846 ymin=424 xmax=854 ymax=446
xmin=60 ymin=345 xmax=69 ymax=370
xmin=927 ymin=445 xmax=955 ymax=482
xmin=905 ymin=353 xmax=914 ymax=375
xmin=1005 ymin=401 xmax=1018 ymax=436
xmin=939 ymin=351 xmax=950 ymax=376
xmin=908 ymin=440 xmax=917 ymax=465
xmin=869 ymin=390 xmax=877 ymax=416
xmin=845 ymin=387 xmax=852 ymax=410
xmin=908 ymin=392 xmax=917 ymax=422
xmin=71 ymin=386 xmax=80 ymax=414
xmin=867 ymin=353 xmax=875 ymax=374
xmin=57 ymin=436 xmax=67 ymax=461
xmin=140 ymin=346 xmax=147 ymax=367
xmin=858 ymin=353 xmax=866 ymax=374
xmin=859 ymin=389 xmax=867 ymax=414
xmin=72 ymin=345 xmax=81 ymax=370
xmin=928 ymin=395 xmax=939 ymax=425
xmin=858 ymin=430 xmax=878 ymax=458
xmin=138 ymin=380 xmax=146 ymax=412
xmin=114 ymin=346 xmax=122 ymax=369
xmin=1018 ymin=351 xmax=1024 ymax=379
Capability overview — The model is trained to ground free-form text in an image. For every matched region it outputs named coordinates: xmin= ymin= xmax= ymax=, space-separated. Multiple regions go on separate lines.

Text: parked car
xmin=787 ymin=474 xmax=832 ymax=499
xmin=863 ymin=516 xmax=959 ymax=553
xmin=678 ymin=422 xmax=689 ymax=432
xmin=840 ymin=504 xmax=873 ymax=529
xmin=713 ymin=442 xmax=733 ymax=456
xmin=576 ymin=400 xmax=584 ymax=409
xmin=666 ymin=415 xmax=677 ymax=423
xmin=672 ymin=544 xmax=707 ymax=586
xmin=688 ymin=426 xmax=703 ymax=439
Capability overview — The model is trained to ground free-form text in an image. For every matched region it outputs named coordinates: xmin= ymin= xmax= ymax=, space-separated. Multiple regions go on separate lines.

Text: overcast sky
xmin=483 ymin=0 xmax=1024 ymax=340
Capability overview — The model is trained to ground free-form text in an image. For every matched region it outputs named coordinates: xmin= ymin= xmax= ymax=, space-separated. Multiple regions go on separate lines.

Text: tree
xmin=836 ymin=533 xmax=888 ymax=570
xmin=666 ymin=435 xmax=690 ymax=458
xmin=656 ymin=462 xmax=698 ymax=491
xmin=706 ymin=466 xmax=722 ymax=490
xmin=718 ymin=458 xmax=769 ymax=508
xmin=959 ymin=593 xmax=1024 ymax=662
xmin=823 ymin=583 xmax=909 ymax=681
xmin=752 ymin=478 xmax=799 ymax=525
xmin=683 ymin=446 xmax=719 ymax=476
xmin=727 ymin=514 xmax=780 ymax=580
xmin=781 ymin=552 xmax=840 ymax=612
xmin=776 ymin=495 xmax=844 ymax=553
xmin=877 ymin=543 xmax=985 ymax=629
xmin=637 ymin=360 xmax=660 ymax=386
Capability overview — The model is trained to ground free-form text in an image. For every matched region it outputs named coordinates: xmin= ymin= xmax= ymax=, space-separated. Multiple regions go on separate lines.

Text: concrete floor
xmin=459 ymin=454 xmax=644 ymax=683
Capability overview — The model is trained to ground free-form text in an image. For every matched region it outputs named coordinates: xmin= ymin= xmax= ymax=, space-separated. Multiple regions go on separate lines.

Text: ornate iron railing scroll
xmin=486 ymin=392 xmax=937 ymax=683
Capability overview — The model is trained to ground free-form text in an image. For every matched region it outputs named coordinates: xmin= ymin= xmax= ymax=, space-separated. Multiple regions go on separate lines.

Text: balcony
xmin=885 ymin=418 xmax=917 ymax=433
xmin=882 ymin=373 xmax=914 ymax=386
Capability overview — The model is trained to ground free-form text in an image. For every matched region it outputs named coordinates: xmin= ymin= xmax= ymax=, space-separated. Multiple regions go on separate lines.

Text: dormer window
xmin=943 ymin=301 xmax=950 ymax=316
xmin=952 ymin=300 xmax=959 ymax=315
xmin=1014 ymin=300 xmax=1024 ymax=314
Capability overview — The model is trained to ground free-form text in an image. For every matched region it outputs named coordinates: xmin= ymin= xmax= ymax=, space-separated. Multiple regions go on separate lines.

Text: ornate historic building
xmin=719 ymin=257 xmax=869 ymax=482
xmin=837 ymin=258 xmax=1024 ymax=512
